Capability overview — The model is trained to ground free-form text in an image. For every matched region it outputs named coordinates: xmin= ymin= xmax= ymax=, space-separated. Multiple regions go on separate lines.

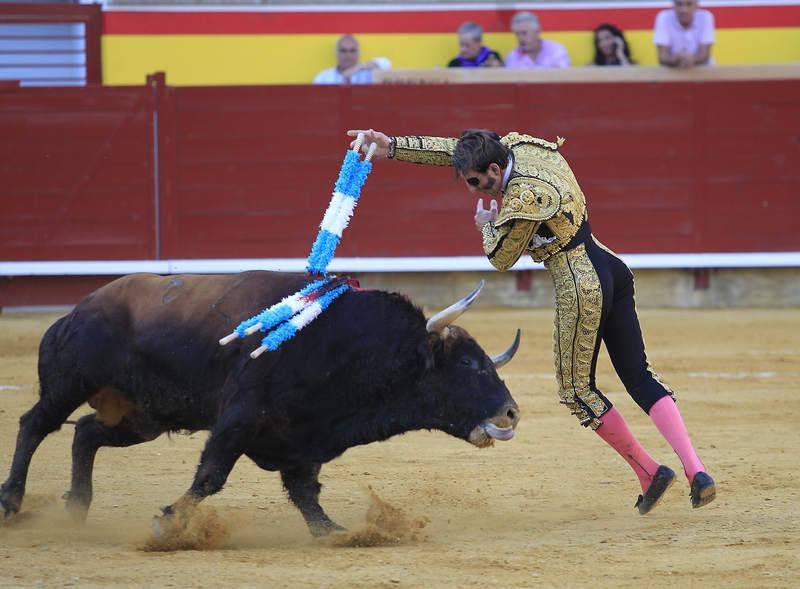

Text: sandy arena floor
xmin=0 ymin=305 xmax=798 ymax=588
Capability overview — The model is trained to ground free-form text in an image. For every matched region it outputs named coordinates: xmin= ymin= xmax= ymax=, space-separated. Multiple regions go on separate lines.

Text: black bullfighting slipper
xmin=635 ymin=465 xmax=676 ymax=515
xmin=690 ymin=471 xmax=716 ymax=508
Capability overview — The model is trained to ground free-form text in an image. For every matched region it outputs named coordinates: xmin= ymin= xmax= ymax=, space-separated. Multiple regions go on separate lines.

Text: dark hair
xmin=453 ymin=129 xmax=511 ymax=175
xmin=592 ymin=23 xmax=635 ymax=66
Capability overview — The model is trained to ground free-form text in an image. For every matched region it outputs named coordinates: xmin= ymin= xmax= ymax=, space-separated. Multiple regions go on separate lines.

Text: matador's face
xmin=462 ymin=163 xmax=503 ymax=196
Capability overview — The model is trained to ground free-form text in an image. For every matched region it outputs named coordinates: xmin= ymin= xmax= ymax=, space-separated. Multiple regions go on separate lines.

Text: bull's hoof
xmin=310 ymin=519 xmax=346 ymax=538
xmin=151 ymin=515 xmax=167 ymax=539
xmin=63 ymin=491 xmax=90 ymax=523
xmin=1 ymin=498 xmax=18 ymax=520
xmin=151 ymin=514 xmax=170 ymax=539
xmin=151 ymin=505 xmax=187 ymax=539
xmin=0 ymin=488 xmax=21 ymax=520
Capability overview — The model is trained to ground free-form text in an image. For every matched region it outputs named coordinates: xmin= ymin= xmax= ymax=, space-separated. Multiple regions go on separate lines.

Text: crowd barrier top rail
xmin=3 ymin=253 xmax=800 ymax=277
xmin=375 ymin=64 xmax=800 ymax=84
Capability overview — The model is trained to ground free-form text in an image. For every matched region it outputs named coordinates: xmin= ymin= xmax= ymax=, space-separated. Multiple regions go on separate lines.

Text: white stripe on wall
xmin=2 ymin=252 xmax=799 ymax=276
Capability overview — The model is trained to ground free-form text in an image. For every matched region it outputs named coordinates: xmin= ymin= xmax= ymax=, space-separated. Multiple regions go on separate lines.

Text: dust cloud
xmin=325 ymin=486 xmax=429 ymax=548
xmin=141 ymin=505 xmax=230 ymax=552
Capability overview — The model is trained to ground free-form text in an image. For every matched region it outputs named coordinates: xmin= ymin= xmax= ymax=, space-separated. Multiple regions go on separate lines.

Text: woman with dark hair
xmin=593 ymin=23 xmax=636 ymax=66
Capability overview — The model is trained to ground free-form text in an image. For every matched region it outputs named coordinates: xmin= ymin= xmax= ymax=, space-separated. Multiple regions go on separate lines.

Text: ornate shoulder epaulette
xmin=495 ymin=177 xmax=561 ymax=226
xmin=501 ymin=132 xmax=565 ymax=152
xmin=391 ymin=135 xmax=458 ymax=166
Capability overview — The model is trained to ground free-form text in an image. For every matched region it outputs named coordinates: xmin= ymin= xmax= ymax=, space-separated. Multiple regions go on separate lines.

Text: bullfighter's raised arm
xmin=347 ymin=129 xmax=457 ymax=166
xmin=390 ymin=135 xmax=458 ymax=166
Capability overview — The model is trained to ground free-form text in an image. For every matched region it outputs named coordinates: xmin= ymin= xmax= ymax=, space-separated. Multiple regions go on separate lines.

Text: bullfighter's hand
xmin=475 ymin=198 xmax=498 ymax=231
xmin=347 ymin=129 xmax=391 ymax=159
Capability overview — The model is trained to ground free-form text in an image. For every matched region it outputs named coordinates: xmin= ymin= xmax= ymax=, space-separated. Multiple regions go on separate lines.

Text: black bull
xmin=0 ymin=271 xmax=520 ymax=536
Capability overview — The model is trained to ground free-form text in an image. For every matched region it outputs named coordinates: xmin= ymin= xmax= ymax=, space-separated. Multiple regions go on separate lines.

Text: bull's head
xmin=422 ymin=281 xmax=521 ymax=448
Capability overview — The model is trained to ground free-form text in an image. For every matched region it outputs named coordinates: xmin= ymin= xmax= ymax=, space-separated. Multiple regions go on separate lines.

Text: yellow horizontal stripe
xmin=103 ymin=28 xmax=800 ymax=86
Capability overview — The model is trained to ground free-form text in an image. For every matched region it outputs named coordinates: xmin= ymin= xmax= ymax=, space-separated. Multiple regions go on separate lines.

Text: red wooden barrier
xmin=0 ymin=84 xmax=155 ymax=260
xmin=1 ymin=77 xmax=799 ymax=265
xmin=159 ymin=79 xmax=800 ymax=258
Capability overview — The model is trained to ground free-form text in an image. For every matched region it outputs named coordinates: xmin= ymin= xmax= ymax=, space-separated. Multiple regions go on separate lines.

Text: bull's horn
xmin=426 ymin=280 xmax=484 ymax=333
xmin=492 ymin=328 xmax=521 ymax=369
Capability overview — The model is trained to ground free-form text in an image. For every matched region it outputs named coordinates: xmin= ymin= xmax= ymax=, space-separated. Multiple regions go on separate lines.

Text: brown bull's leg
xmin=1 ymin=400 xmax=81 ymax=518
xmin=65 ymin=414 xmax=161 ymax=521
xmin=280 ymin=463 xmax=344 ymax=537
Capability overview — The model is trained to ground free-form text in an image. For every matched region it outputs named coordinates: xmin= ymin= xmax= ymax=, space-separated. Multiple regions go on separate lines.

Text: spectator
xmin=312 ymin=34 xmax=391 ymax=84
xmin=447 ymin=21 xmax=503 ymax=68
xmin=592 ymin=23 xmax=636 ymax=66
xmin=654 ymin=0 xmax=715 ymax=68
xmin=505 ymin=11 xmax=570 ymax=69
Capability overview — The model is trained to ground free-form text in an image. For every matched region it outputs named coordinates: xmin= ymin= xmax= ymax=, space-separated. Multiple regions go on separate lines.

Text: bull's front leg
xmin=153 ymin=405 xmax=253 ymax=535
xmin=281 ymin=463 xmax=344 ymax=537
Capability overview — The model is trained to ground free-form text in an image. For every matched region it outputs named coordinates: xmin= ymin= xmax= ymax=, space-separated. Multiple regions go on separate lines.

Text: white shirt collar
xmin=502 ymin=153 xmax=514 ymax=191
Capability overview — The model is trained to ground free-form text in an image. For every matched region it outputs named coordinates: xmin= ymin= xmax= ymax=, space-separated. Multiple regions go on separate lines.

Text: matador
xmin=348 ymin=128 xmax=716 ymax=514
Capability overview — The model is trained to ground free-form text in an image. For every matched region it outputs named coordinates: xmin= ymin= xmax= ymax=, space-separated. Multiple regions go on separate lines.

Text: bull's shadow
xmin=0 ymin=271 xmax=520 ymax=537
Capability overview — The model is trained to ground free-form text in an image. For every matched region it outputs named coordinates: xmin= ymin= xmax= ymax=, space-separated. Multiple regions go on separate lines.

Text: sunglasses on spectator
xmin=465 ymin=177 xmax=481 ymax=186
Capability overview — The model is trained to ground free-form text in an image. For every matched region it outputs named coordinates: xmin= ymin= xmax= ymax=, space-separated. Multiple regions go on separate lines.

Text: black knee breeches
xmin=544 ymin=234 xmax=673 ymax=429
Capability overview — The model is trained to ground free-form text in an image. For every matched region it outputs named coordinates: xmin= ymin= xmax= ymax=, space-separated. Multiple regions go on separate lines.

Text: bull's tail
xmin=37 ymin=314 xmax=73 ymax=401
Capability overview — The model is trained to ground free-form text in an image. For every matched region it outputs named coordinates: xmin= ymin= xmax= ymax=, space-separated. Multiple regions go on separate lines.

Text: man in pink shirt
xmin=654 ymin=0 xmax=715 ymax=68
xmin=505 ymin=11 xmax=570 ymax=69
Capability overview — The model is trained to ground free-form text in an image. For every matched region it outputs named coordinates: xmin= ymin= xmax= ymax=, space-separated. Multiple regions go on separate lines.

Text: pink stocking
xmin=595 ymin=407 xmax=659 ymax=493
xmin=648 ymin=396 xmax=705 ymax=481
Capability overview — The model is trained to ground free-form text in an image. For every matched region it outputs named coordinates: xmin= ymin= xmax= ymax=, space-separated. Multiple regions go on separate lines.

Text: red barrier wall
xmin=2 ymin=78 xmax=799 ymax=265
xmin=0 ymin=83 xmax=155 ymax=260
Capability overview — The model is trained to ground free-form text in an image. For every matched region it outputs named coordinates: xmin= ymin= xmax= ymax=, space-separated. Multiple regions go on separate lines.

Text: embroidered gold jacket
xmin=391 ymin=132 xmax=588 ymax=269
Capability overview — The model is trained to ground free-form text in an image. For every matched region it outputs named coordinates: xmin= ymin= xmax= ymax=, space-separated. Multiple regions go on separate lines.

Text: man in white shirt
xmin=312 ymin=35 xmax=391 ymax=84
xmin=654 ymin=0 xmax=715 ymax=68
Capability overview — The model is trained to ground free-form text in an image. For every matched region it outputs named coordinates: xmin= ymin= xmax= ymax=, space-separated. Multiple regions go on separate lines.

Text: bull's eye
xmin=459 ymin=356 xmax=478 ymax=369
